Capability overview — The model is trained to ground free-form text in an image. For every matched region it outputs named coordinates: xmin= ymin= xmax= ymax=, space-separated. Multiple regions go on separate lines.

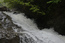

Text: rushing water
xmin=0 ymin=11 xmax=65 ymax=43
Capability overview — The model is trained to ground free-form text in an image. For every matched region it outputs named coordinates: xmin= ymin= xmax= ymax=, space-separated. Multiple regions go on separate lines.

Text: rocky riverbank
xmin=0 ymin=11 xmax=21 ymax=43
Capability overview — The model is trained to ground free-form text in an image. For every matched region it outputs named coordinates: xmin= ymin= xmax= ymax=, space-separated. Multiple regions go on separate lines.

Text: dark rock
xmin=13 ymin=11 xmax=20 ymax=14
xmin=0 ymin=6 xmax=10 ymax=11
xmin=46 ymin=0 xmax=65 ymax=35
xmin=0 ymin=36 xmax=20 ymax=43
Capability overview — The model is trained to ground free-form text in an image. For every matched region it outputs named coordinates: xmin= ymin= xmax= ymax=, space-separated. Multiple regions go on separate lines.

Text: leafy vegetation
xmin=3 ymin=0 xmax=61 ymax=15
xmin=47 ymin=0 xmax=61 ymax=3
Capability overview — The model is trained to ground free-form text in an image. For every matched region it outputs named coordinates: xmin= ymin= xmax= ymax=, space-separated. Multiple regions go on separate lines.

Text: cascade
xmin=0 ymin=11 xmax=65 ymax=43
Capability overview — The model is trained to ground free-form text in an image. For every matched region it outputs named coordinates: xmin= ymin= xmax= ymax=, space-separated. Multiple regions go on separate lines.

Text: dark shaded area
xmin=46 ymin=0 xmax=65 ymax=35
xmin=0 ymin=6 xmax=10 ymax=11
xmin=0 ymin=36 xmax=20 ymax=43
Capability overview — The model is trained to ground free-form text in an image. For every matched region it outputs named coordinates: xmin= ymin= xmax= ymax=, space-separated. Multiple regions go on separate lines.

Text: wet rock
xmin=0 ymin=12 xmax=22 ymax=39
xmin=0 ymin=36 xmax=20 ymax=43
xmin=13 ymin=11 xmax=20 ymax=14
xmin=47 ymin=13 xmax=65 ymax=35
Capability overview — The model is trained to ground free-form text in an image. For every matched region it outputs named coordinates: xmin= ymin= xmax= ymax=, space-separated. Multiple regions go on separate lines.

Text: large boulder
xmin=0 ymin=6 xmax=10 ymax=11
xmin=46 ymin=0 xmax=65 ymax=35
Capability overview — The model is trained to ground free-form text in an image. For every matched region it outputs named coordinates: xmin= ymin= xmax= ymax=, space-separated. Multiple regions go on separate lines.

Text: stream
xmin=0 ymin=11 xmax=65 ymax=43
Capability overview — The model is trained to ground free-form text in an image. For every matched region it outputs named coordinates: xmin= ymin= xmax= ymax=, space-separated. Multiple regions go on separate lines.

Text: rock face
xmin=47 ymin=15 xmax=65 ymax=35
xmin=0 ymin=12 xmax=21 ymax=43
xmin=46 ymin=0 xmax=65 ymax=35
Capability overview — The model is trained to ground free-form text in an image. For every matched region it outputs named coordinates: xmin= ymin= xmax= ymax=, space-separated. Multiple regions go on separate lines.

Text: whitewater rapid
xmin=3 ymin=12 xmax=65 ymax=43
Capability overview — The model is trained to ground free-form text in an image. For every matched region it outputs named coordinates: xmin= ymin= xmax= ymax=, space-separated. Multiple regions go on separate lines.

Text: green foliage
xmin=3 ymin=0 xmax=61 ymax=15
xmin=24 ymin=2 xmax=30 ymax=6
xmin=47 ymin=0 xmax=61 ymax=3
xmin=30 ymin=5 xmax=39 ymax=12
xmin=3 ymin=0 xmax=46 ymax=15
